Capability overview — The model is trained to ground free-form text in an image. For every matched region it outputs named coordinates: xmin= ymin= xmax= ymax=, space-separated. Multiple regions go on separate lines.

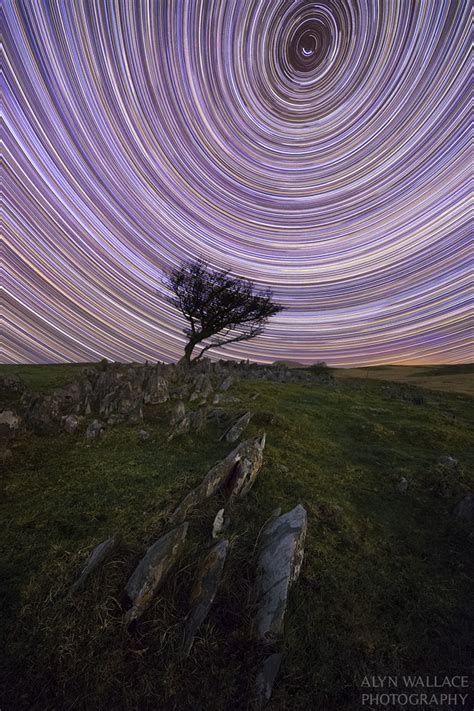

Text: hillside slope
xmin=1 ymin=364 xmax=473 ymax=710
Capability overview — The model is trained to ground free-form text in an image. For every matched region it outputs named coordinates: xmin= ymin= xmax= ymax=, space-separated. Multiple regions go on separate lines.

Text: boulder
xmin=453 ymin=494 xmax=474 ymax=522
xmin=189 ymin=406 xmax=208 ymax=433
xmin=212 ymin=508 xmax=225 ymax=538
xmin=99 ymin=381 xmax=143 ymax=423
xmin=124 ymin=523 xmax=188 ymax=626
xmin=63 ymin=414 xmax=81 ymax=434
xmin=69 ymin=534 xmax=120 ymax=594
xmin=85 ymin=420 xmax=105 ymax=439
xmin=138 ymin=429 xmax=150 ymax=441
xmin=0 ymin=410 xmax=21 ymax=440
xmin=220 ymin=411 xmax=252 ymax=443
xmin=397 ymin=477 xmax=409 ymax=494
xmin=253 ymin=504 xmax=307 ymax=644
xmin=182 ymin=539 xmax=229 ymax=656
xmin=255 ymin=653 xmax=283 ymax=708
xmin=23 ymin=394 xmax=61 ymax=432
xmin=169 ymin=436 xmax=265 ymax=525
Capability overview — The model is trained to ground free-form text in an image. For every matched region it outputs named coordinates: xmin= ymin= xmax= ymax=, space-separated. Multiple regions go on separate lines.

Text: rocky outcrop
xmin=253 ymin=504 xmax=307 ymax=644
xmin=69 ymin=534 xmax=120 ymax=594
xmin=189 ymin=374 xmax=213 ymax=402
xmin=124 ymin=523 xmax=188 ymax=626
xmin=182 ymin=539 xmax=229 ymax=657
xmin=63 ymin=414 xmax=81 ymax=434
xmin=169 ymin=435 xmax=266 ymax=525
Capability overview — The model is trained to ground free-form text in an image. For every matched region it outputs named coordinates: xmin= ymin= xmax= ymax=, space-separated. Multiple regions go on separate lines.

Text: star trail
xmin=3 ymin=0 xmax=471 ymax=366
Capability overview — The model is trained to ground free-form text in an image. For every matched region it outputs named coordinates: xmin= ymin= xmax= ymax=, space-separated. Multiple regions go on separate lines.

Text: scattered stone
xmin=212 ymin=508 xmax=225 ymax=538
xmin=170 ymin=401 xmax=186 ymax=425
xmin=182 ymin=539 xmax=229 ymax=657
xmin=63 ymin=414 xmax=80 ymax=434
xmin=138 ymin=429 xmax=150 ymax=441
xmin=227 ymin=434 xmax=266 ymax=500
xmin=255 ymin=653 xmax=283 ymax=708
xmin=169 ymin=436 xmax=265 ymax=525
xmin=219 ymin=375 xmax=234 ymax=392
xmin=220 ymin=411 xmax=252 ymax=443
xmin=254 ymin=504 xmax=307 ymax=644
xmin=397 ymin=477 xmax=409 ymax=494
xmin=453 ymin=495 xmax=474 ymax=522
xmin=213 ymin=394 xmax=241 ymax=405
xmin=85 ymin=420 xmax=105 ymax=439
xmin=437 ymin=455 xmax=461 ymax=475
xmin=0 ymin=410 xmax=21 ymax=440
xmin=249 ymin=392 xmax=260 ymax=401
xmin=69 ymin=534 xmax=120 ymax=594
xmin=124 ymin=523 xmax=189 ymax=626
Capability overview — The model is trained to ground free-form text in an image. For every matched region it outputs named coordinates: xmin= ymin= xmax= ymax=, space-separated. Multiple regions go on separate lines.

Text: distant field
xmin=336 ymin=363 xmax=474 ymax=396
xmin=1 ymin=363 xmax=473 ymax=710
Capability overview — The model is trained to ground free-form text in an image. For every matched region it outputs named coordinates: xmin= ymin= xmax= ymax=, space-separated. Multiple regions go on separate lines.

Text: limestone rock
xmin=182 ymin=539 xmax=229 ymax=657
xmin=85 ymin=420 xmax=105 ymax=439
xmin=0 ymin=410 xmax=21 ymax=440
xmin=189 ymin=406 xmax=208 ymax=433
xmin=212 ymin=508 xmax=225 ymax=538
xmin=397 ymin=477 xmax=409 ymax=493
xmin=255 ymin=653 xmax=283 ymax=708
xmin=227 ymin=433 xmax=265 ymax=500
xmin=453 ymin=494 xmax=474 ymax=522
xmin=220 ymin=411 xmax=252 ymax=443
xmin=144 ymin=369 xmax=169 ymax=404
xmin=219 ymin=375 xmax=234 ymax=392
xmin=69 ymin=534 xmax=120 ymax=594
xmin=213 ymin=394 xmax=240 ymax=405
xmin=138 ymin=429 xmax=150 ymax=441
xmin=124 ymin=523 xmax=188 ymax=625
xmin=254 ymin=504 xmax=307 ymax=644
xmin=190 ymin=374 xmax=213 ymax=402
xmin=169 ymin=435 xmax=265 ymax=525
xmin=63 ymin=414 xmax=81 ymax=434
xmin=170 ymin=400 xmax=186 ymax=425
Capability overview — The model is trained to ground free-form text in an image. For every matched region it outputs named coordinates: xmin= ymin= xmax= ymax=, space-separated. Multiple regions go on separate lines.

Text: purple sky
xmin=4 ymin=0 xmax=471 ymax=366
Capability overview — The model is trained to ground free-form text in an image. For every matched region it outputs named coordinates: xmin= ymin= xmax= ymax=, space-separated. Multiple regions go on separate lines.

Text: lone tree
xmin=164 ymin=260 xmax=283 ymax=363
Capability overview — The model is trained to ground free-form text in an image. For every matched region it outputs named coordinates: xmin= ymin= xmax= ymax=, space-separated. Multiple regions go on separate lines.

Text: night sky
xmin=4 ymin=1 xmax=471 ymax=366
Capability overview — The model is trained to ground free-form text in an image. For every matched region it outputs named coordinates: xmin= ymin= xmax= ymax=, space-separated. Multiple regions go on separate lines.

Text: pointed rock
xmin=69 ymin=534 xmax=120 ymax=594
xmin=212 ymin=508 xmax=225 ymax=538
xmin=227 ymin=433 xmax=265 ymax=500
xmin=254 ymin=504 xmax=307 ymax=644
xmin=124 ymin=523 xmax=188 ymax=626
xmin=255 ymin=653 xmax=283 ymax=708
xmin=169 ymin=436 xmax=265 ymax=525
xmin=220 ymin=411 xmax=252 ymax=443
xmin=182 ymin=539 xmax=229 ymax=657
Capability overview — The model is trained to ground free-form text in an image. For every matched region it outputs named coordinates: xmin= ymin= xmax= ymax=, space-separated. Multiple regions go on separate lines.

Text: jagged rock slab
xmin=220 ymin=411 xmax=252 ymax=443
xmin=63 ymin=414 xmax=81 ymax=434
xmin=169 ymin=436 xmax=265 ymax=525
xmin=144 ymin=369 xmax=169 ymax=404
xmin=227 ymin=433 xmax=265 ymax=499
xmin=189 ymin=374 xmax=213 ymax=402
xmin=254 ymin=504 xmax=307 ymax=644
xmin=255 ymin=653 xmax=283 ymax=708
xmin=0 ymin=410 xmax=21 ymax=440
xmin=124 ymin=523 xmax=188 ymax=625
xmin=170 ymin=400 xmax=186 ymax=425
xmin=182 ymin=539 xmax=229 ymax=657
xmin=219 ymin=375 xmax=234 ymax=392
xmin=69 ymin=534 xmax=120 ymax=594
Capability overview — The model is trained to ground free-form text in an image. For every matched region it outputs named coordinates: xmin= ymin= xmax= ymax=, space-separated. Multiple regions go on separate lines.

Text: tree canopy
xmin=164 ymin=260 xmax=283 ymax=363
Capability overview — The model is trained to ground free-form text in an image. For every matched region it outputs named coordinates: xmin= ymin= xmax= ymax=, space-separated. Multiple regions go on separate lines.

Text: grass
xmin=1 ymin=364 xmax=473 ymax=710
xmin=336 ymin=363 xmax=474 ymax=396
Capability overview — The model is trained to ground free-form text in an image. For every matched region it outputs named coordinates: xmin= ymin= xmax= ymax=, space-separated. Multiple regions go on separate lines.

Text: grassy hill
xmin=1 ymin=364 xmax=473 ymax=710
xmin=336 ymin=363 xmax=474 ymax=396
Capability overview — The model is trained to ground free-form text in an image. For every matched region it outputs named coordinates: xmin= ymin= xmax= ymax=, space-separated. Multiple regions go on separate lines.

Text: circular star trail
xmin=4 ymin=0 xmax=471 ymax=365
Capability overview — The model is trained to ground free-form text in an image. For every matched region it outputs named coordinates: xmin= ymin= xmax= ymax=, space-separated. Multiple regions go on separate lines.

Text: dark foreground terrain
xmin=1 ymin=363 xmax=473 ymax=710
